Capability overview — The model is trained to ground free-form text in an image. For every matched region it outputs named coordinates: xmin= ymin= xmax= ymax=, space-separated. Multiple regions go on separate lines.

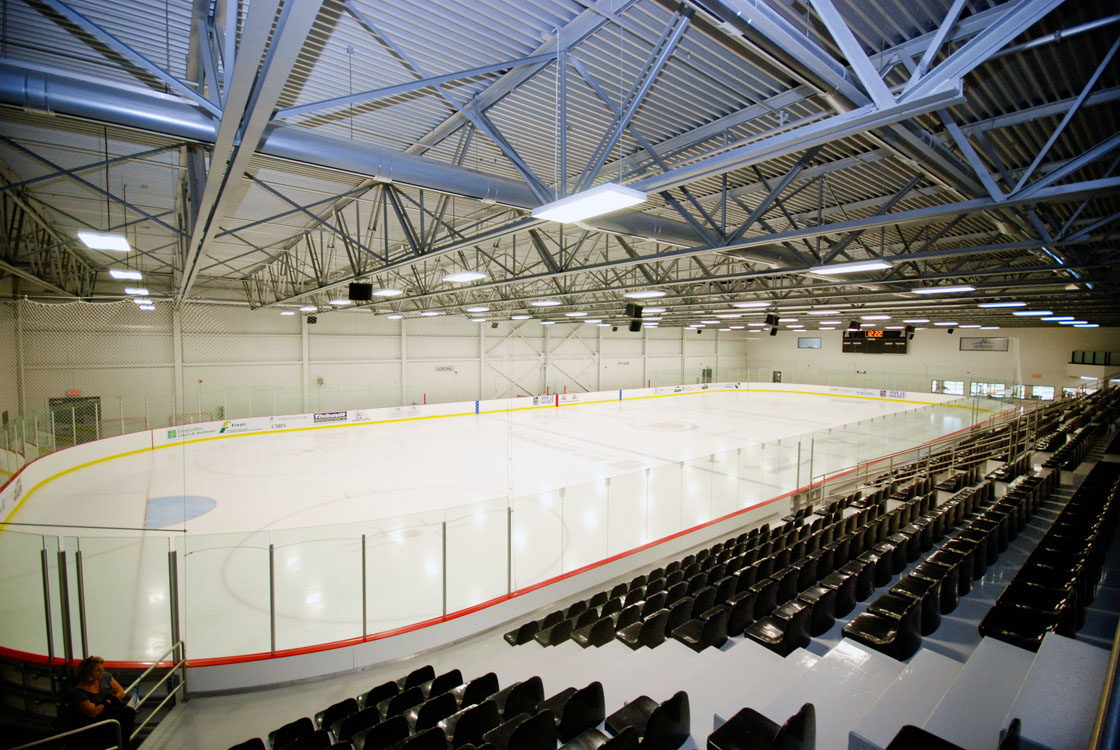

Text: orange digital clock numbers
xmin=867 ymin=329 xmax=884 ymax=337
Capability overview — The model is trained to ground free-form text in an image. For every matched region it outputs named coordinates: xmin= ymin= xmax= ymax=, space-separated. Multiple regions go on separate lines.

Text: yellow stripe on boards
xmin=2 ymin=387 xmax=990 ymax=525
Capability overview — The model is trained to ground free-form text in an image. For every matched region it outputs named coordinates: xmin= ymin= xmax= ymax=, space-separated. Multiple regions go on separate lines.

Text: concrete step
xmin=753 ymin=638 xmax=905 ymax=750
xmin=922 ymin=637 xmax=1035 ymax=750
xmin=848 ymin=648 xmax=963 ymax=750
xmin=1001 ymin=632 xmax=1110 ymax=750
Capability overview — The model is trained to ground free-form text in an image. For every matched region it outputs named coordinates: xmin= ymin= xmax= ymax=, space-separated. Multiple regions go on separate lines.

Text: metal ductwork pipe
xmin=0 ymin=61 xmax=704 ymax=248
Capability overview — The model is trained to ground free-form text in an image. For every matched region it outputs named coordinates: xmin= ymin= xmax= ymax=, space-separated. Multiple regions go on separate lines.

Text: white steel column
xmin=597 ymin=325 xmax=603 ymax=391
xmin=642 ymin=327 xmax=648 ymax=387
xmin=400 ymin=320 xmax=407 ymax=405
xmin=479 ymin=322 xmax=486 ymax=400
xmin=172 ymin=306 xmax=184 ymax=416
xmin=300 ymin=315 xmax=310 ymax=412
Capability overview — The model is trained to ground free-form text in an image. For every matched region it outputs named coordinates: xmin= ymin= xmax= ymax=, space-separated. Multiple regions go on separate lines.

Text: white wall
xmin=744 ymin=327 xmax=1120 ymax=393
xmin=2 ymin=301 xmax=749 ymax=425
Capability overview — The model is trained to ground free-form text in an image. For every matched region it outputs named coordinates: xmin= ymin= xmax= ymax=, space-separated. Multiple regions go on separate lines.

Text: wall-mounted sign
xmin=434 ymin=365 xmax=454 ymax=372
xmin=959 ymin=337 xmax=1009 ymax=352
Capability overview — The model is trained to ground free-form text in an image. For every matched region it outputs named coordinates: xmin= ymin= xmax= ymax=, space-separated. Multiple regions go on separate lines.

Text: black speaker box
xmin=348 ymin=282 xmax=373 ymax=301
xmin=769 ymin=327 xmax=778 ymax=336
xmin=764 ymin=314 xmax=779 ymax=326
xmin=629 ymin=319 xmax=642 ymax=332
xmin=307 ymin=316 xmax=317 ymax=324
xmin=625 ymin=303 xmax=644 ymax=318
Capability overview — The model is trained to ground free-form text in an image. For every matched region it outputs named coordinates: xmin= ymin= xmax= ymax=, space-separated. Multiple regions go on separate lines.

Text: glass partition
xmin=646 ymin=463 xmax=683 ymax=543
xmin=561 ymin=479 xmax=610 ymax=574
xmin=272 ymin=522 xmax=362 ymax=651
xmin=183 ymin=530 xmax=271 ymax=659
xmin=363 ymin=511 xmax=444 ymax=635
xmin=445 ymin=498 xmax=508 ymax=613
xmin=77 ymin=535 xmax=171 ymax=662
xmin=0 ymin=531 xmax=50 ymax=655
xmin=606 ymin=471 xmax=647 ymax=553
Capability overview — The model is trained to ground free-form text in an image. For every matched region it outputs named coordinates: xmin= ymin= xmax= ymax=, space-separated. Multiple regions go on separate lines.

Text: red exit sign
xmin=67 ymin=390 xmax=80 ymax=396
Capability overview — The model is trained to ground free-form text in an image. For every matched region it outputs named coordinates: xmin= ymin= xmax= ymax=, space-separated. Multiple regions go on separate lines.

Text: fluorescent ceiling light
xmin=732 ymin=301 xmax=771 ymax=309
xmin=300 ymin=305 xmax=318 ymax=313
xmin=280 ymin=311 xmax=295 ymax=316
xmin=1081 ymin=376 xmax=1098 ymax=380
xmin=719 ymin=328 xmax=731 ymax=332
xmin=387 ymin=314 xmax=403 ymax=320
xmin=913 ymin=285 xmax=976 ymax=294
xmin=585 ymin=319 xmax=602 ymax=324
xmin=420 ymin=311 xmax=441 ymax=316
xmin=809 ymin=310 xmax=841 ymax=315
xmin=647 ymin=323 xmax=660 ymax=328
xmin=1074 ymin=323 xmax=1099 ymax=328
xmin=623 ymin=290 xmax=666 ymax=299
xmin=787 ymin=324 xmax=804 ymax=328
xmin=465 ymin=306 xmax=490 ymax=313
xmin=861 ymin=314 xmax=890 ymax=320
xmin=980 ymin=326 xmax=1000 ymax=330
xmin=859 ymin=323 xmax=877 ymax=328
xmin=443 ymin=271 xmax=487 ymax=283
xmin=933 ymin=321 xmax=958 ymax=326
xmin=1058 ymin=320 xmax=1087 ymax=325
xmin=78 ymin=231 xmax=130 ymax=252
xmin=644 ymin=316 xmax=662 ymax=322
xmin=702 ymin=319 xmax=719 ymax=324
xmin=730 ymin=325 xmax=745 ymax=330
xmin=885 ymin=326 xmax=904 ymax=330
xmin=644 ymin=307 xmax=666 ymax=314
xmin=131 ymin=297 xmax=151 ymax=305
xmin=471 ymin=318 xmax=486 ymax=322
xmin=1041 ymin=316 xmax=1074 ymax=322
xmin=511 ymin=314 xmax=531 ymax=320
xmin=565 ymin=311 xmax=587 ymax=317
xmin=373 ymin=288 xmax=403 ymax=297
xmin=1012 ymin=310 xmax=1052 ymax=316
xmin=903 ymin=318 xmax=930 ymax=324
xmin=778 ymin=317 xmax=798 ymax=323
xmin=959 ymin=324 xmax=981 ymax=328
xmin=819 ymin=320 xmax=841 ymax=325
xmin=124 ymin=287 xmax=148 ymax=296
xmin=598 ymin=323 xmax=610 ymax=327
xmin=108 ymin=268 xmax=142 ymax=280
xmin=716 ymin=313 xmax=740 ymax=319
xmin=978 ymin=301 xmax=1026 ymax=308
xmin=541 ymin=320 xmax=555 ymax=325
xmin=329 ymin=299 xmax=352 ymax=306
xmin=531 ymin=300 xmax=561 ymax=307
xmin=137 ymin=305 xmax=154 ymax=311
xmin=808 ymin=260 xmax=892 ymax=275
xmin=531 ymin=182 xmax=646 ymax=223
xmin=819 ymin=326 xmax=836 ymax=330
xmin=747 ymin=322 xmax=767 ymax=327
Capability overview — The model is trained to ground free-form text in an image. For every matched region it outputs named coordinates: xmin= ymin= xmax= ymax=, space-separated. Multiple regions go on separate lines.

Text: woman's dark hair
xmin=74 ymin=656 xmax=105 ymax=684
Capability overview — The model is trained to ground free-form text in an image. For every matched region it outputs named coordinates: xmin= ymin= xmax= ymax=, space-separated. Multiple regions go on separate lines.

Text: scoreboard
xmin=842 ymin=329 xmax=908 ymax=354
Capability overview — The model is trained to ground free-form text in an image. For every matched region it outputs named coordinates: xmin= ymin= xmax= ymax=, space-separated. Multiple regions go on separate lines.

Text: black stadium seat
xmin=605 ymin=691 xmax=690 ymax=750
xmin=315 ymin=697 xmax=358 ymax=731
xmin=268 ymin=717 xmax=314 ymax=749
xmin=708 ymin=702 xmax=815 ymax=750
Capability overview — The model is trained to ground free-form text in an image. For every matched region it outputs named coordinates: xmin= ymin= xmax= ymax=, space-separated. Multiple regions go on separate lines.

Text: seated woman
xmin=69 ymin=656 xmax=135 ymax=749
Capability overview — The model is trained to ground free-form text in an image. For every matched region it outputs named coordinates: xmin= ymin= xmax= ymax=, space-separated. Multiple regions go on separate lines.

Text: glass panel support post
xmin=268 ymin=543 xmax=276 ymax=655
xmin=168 ymin=550 xmax=180 ymax=658
xmin=441 ymin=521 xmax=448 ymax=617
xmin=361 ymin=534 xmax=367 ymax=638
xmin=40 ymin=548 xmax=54 ymax=663
xmin=57 ymin=550 xmax=73 ymax=663
xmin=506 ymin=507 xmax=513 ymax=596
xmin=75 ymin=549 xmax=88 ymax=657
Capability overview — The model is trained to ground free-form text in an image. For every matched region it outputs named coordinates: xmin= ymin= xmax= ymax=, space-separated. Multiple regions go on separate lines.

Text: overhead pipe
xmin=0 ymin=61 xmax=705 ymax=248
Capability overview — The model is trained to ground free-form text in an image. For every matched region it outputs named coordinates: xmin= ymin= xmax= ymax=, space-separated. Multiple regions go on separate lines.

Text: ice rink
xmin=1 ymin=388 xmax=999 ymax=662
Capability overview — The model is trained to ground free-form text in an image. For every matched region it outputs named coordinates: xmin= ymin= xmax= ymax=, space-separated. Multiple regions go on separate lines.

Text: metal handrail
xmin=1091 ymin=616 xmax=1120 ymax=748
xmin=10 ymin=718 xmax=122 ymax=750
xmin=122 ymin=639 xmax=188 ymax=742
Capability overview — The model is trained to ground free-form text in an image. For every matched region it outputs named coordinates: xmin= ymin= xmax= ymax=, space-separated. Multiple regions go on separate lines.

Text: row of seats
xmin=235 ymin=672 xmax=691 ymax=750
xmin=845 ymin=469 xmax=1057 ymax=659
xmin=980 ymin=461 xmax=1120 ymax=651
xmin=1042 ymin=427 xmax=1095 ymax=470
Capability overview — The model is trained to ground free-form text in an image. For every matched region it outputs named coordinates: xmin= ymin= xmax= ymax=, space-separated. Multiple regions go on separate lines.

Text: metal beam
xmin=37 ymin=0 xmax=221 ymax=117
xmin=179 ymin=0 xmax=324 ymax=301
xmin=905 ymin=0 xmax=968 ymax=88
xmin=902 ymin=0 xmax=1067 ymax=103
xmin=633 ymin=83 xmax=963 ymax=193
xmin=809 ymin=0 xmax=894 ymax=109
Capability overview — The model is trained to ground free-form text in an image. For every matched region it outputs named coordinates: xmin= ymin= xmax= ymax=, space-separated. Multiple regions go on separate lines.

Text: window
xmin=1009 ymin=384 xmax=1026 ymax=399
xmin=931 ymin=379 xmax=964 ymax=396
xmin=797 ymin=337 xmax=821 ymax=349
xmin=1031 ymin=385 xmax=1055 ymax=401
xmin=969 ymin=381 xmax=1007 ymax=398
